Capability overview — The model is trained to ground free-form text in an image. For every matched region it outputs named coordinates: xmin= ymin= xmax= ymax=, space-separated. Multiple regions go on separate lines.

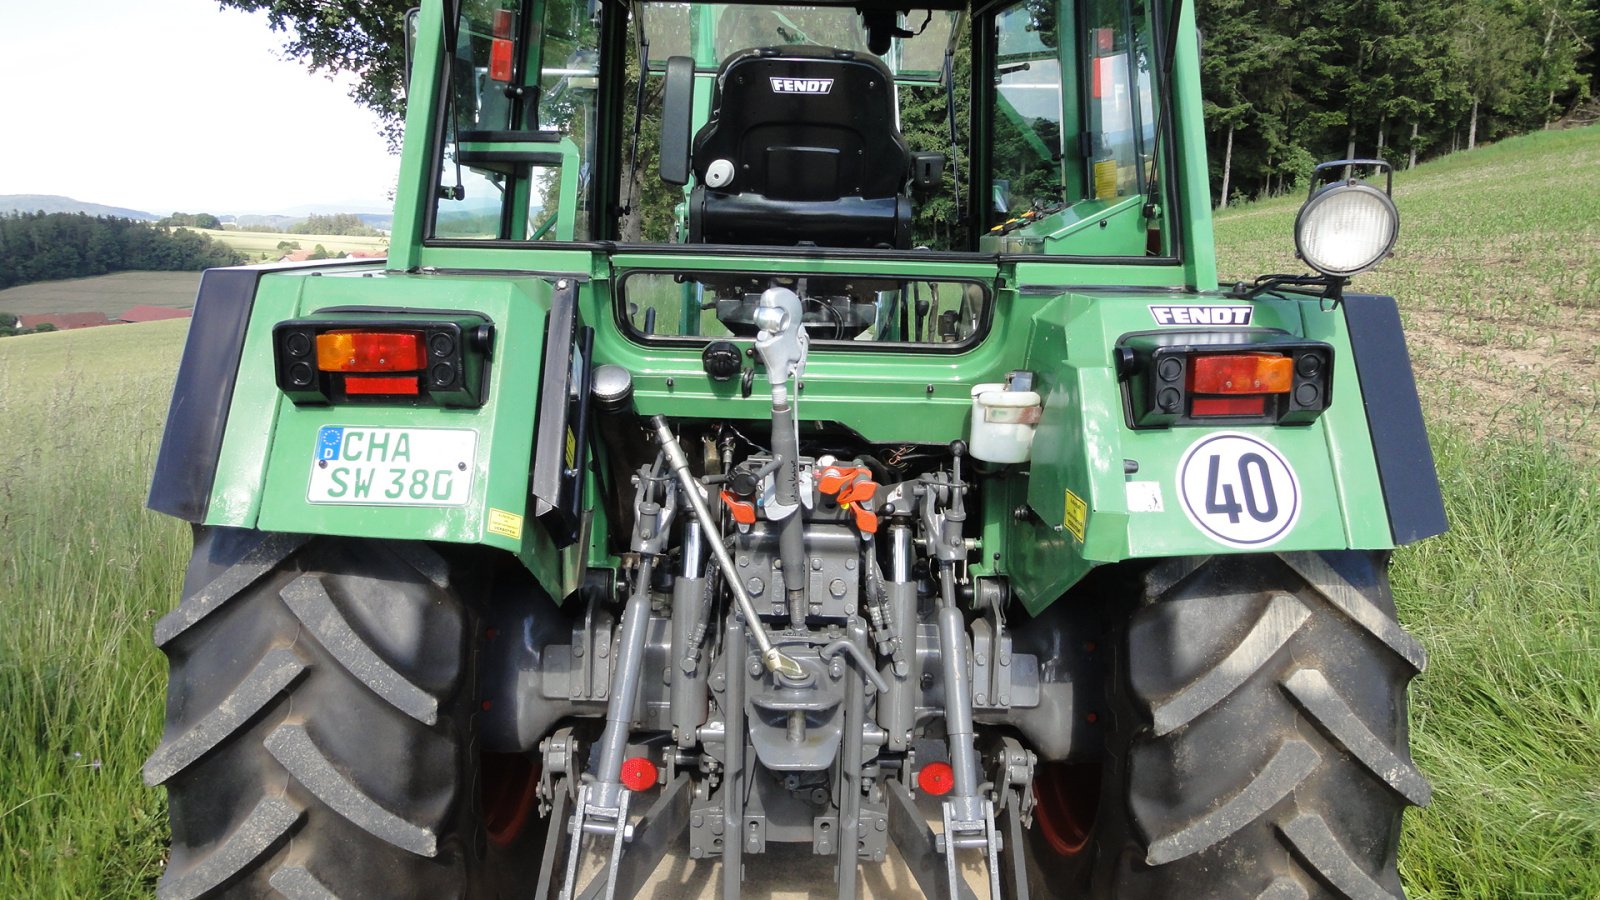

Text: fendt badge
xmin=1149 ymin=305 xmax=1254 ymax=326
xmin=770 ymin=77 xmax=834 ymax=94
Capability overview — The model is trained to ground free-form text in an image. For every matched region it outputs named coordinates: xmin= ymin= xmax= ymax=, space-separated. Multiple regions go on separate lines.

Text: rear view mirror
xmin=403 ymin=8 xmax=421 ymax=98
xmin=660 ymin=56 xmax=695 ymax=186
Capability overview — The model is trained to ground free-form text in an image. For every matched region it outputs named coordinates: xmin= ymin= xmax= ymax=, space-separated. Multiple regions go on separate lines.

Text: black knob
xmin=702 ymin=341 xmax=743 ymax=382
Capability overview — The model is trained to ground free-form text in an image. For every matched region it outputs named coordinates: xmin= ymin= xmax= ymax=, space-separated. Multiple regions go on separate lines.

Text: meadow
xmin=0 ymin=272 xmax=201 ymax=318
xmin=198 ymin=228 xmax=388 ymax=261
xmin=0 ymin=128 xmax=1596 ymax=897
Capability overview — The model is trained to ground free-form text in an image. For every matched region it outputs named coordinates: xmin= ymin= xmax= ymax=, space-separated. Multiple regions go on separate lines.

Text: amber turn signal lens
xmin=1189 ymin=354 xmax=1293 ymax=395
xmin=315 ymin=331 xmax=424 ymax=373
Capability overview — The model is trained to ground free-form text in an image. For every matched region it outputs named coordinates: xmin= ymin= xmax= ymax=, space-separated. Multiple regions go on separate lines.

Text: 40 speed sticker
xmin=1176 ymin=432 xmax=1301 ymax=548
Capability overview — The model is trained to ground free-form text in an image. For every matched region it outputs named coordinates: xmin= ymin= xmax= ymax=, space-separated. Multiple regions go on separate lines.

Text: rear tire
xmin=1025 ymin=551 xmax=1431 ymax=899
xmin=145 ymin=527 xmax=545 ymax=899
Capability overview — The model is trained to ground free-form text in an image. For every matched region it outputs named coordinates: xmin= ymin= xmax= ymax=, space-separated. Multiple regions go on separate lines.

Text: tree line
xmin=1199 ymin=0 xmax=1597 ymax=206
xmin=0 ymin=213 xmax=246 ymax=291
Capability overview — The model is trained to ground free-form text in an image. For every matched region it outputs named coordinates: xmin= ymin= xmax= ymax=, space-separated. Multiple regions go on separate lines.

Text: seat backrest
xmin=688 ymin=46 xmax=912 ymax=248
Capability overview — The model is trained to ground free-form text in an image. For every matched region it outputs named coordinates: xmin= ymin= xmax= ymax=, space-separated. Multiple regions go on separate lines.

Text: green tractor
xmin=144 ymin=0 xmax=1443 ymax=896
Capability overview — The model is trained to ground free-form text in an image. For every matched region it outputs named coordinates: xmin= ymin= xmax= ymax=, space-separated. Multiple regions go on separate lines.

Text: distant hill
xmin=0 ymin=194 xmax=158 ymax=220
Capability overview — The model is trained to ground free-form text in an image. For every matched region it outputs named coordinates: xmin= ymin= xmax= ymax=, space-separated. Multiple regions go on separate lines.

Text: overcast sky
xmin=0 ymin=0 xmax=399 ymax=216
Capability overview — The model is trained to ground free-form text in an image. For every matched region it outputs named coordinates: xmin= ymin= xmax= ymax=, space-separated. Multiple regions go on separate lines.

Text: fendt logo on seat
xmin=1149 ymin=305 xmax=1254 ymax=326
xmin=770 ymin=77 xmax=834 ymax=94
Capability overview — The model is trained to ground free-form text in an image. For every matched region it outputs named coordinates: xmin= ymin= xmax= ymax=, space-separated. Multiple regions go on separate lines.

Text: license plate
xmin=308 ymin=426 xmax=477 ymax=506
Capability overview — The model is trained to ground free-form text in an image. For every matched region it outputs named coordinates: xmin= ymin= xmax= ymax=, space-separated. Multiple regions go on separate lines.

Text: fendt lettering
xmin=144 ymin=0 xmax=1445 ymax=897
xmin=1150 ymin=304 xmax=1254 ymax=326
xmin=770 ymin=76 xmax=835 ymax=94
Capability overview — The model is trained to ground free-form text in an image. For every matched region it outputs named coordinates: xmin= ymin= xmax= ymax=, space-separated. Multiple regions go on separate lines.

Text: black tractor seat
xmin=688 ymin=45 xmax=913 ymax=249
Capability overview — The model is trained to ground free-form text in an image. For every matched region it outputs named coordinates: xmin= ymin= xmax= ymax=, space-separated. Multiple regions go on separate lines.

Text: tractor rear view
xmin=144 ymin=0 xmax=1444 ymax=897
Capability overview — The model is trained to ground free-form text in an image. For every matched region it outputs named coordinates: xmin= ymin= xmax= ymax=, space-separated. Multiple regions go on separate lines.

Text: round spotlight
xmin=1294 ymin=181 xmax=1399 ymax=277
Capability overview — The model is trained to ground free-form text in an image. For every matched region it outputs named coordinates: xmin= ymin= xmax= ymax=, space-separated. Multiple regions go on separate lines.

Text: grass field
xmin=198 ymin=227 xmax=389 ymax=261
xmin=1 ymin=128 xmax=1597 ymax=897
xmin=0 ymin=272 xmax=201 ymax=318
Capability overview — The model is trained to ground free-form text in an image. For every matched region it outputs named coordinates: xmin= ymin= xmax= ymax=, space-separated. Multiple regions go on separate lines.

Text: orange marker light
xmin=316 ymin=331 xmax=424 ymax=373
xmin=1189 ymin=354 xmax=1293 ymax=395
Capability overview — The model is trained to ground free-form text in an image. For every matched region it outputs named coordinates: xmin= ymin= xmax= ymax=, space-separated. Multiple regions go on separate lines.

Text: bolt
xmin=665 ymin=376 xmax=675 ymax=388
xmin=812 ymin=558 xmax=823 ymax=571
xmin=749 ymin=658 xmax=765 ymax=677
xmin=829 ymin=578 xmax=847 ymax=598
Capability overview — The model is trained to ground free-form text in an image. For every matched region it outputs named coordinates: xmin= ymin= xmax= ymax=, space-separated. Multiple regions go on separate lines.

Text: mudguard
xmin=1004 ymin=290 xmax=1445 ymax=613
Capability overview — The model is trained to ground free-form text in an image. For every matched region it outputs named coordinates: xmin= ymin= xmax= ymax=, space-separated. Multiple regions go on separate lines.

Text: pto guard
xmin=1002 ymin=291 xmax=1442 ymax=615
xmin=194 ymin=268 xmax=568 ymax=589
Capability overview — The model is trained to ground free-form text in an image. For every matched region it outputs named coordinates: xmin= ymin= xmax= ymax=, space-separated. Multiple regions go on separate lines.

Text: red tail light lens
xmin=1191 ymin=395 xmax=1266 ymax=417
xmin=344 ymin=375 xmax=420 ymax=396
xmin=316 ymin=331 xmax=424 ymax=373
xmin=918 ymin=762 xmax=955 ymax=796
xmin=1190 ymin=354 xmax=1294 ymax=395
xmin=620 ymin=757 xmax=659 ymax=792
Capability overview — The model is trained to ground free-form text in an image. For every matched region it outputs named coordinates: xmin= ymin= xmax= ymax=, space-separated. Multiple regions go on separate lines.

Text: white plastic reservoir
xmin=969 ymin=382 xmax=1043 ymax=464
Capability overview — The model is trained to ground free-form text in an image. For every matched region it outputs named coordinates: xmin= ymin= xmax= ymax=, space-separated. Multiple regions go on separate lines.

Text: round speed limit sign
xmin=1176 ymin=432 xmax=1301 ymax=548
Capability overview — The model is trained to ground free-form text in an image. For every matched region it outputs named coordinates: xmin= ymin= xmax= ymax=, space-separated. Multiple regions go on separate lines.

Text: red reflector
xmin=316 ymin=331 xmax=423 ymax=373
xmin=1190 ymin=354 xmax=1293 ymax=395
xmin=490 ymin=38 xmax=514 ymax=82
xmin=918 ymin=762 xmax=955 ymax=796
xmin=493 ymin=8 xmax=514 ymax=38
xmin=345 ymin=375 xmax=420 ymax=396
xmin=620 ymin=757 xmax=658 ymax=792
xmin=1192 ymin=395 xmax=1266 ymax=417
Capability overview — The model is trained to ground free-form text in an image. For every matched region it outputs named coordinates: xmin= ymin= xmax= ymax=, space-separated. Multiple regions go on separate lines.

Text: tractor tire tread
xmin=156 ymin=797 xmax=303 ymax=900
xmin=280 ymin=573 xmax=440 ymax=724
xmin=264 ymin=721 xmax=440 ymax=857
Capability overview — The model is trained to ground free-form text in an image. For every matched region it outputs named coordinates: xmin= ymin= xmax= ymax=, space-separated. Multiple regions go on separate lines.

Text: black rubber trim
xmin=147 ymin=261 xmax=369 ymax=522
xmin=147 ymin=268 xmax=265 ymax=521
xmin=457 ymin=130 xmax=565 ymax=143
xmin=1344 ymin=294 xmax=1448 ymax=544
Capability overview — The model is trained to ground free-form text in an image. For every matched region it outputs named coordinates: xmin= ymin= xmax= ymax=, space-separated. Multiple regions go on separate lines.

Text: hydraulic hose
xmin=651 ymin=416 xmax=804 ymax=679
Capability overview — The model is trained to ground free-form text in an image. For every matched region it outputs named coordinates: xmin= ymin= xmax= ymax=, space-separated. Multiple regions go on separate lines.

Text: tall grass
xmin=1393 ymin=429 xmax=1600 ymax=897
xmin=0 ymin=322 xmax=188 ymax=896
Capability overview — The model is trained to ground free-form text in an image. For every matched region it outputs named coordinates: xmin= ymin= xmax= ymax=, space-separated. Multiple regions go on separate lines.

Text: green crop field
xmin=1 ymin=128 xmax=1597 ymax=897
xmin=0 ymin=272 xmax=202 ymax=318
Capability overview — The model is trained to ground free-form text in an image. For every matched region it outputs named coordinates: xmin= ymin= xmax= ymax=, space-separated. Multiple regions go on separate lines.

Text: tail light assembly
xmin=1117 ymin=333 xmax=1333 ymax=428
xmin=273 ymin=312 xmax=494 ymax=407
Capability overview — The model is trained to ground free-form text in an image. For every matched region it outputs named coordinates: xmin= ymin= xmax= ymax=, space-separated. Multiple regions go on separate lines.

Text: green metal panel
xmin=1002 ymin=292 xmax=1393 ymax=612
xmin=207 ymin=269 xmax=573 ymax=593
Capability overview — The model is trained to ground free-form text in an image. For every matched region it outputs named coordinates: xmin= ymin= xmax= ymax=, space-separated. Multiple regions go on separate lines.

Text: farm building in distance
xmin=119 ymin=306 xmax=192 ymax=323
xmin=15 ymin=312 xmax=111 ymax=330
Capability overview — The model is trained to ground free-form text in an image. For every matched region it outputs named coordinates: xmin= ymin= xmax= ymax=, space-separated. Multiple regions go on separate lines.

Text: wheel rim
xmin=481 ymin=753 xmax=541 ymax=847
xmin=1033 ymin=762 xmax=1100 ymax=856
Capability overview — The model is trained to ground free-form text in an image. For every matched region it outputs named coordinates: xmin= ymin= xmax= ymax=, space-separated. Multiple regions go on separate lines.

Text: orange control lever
xmin=818 ymin=466 xmax=870 ymax=496
xmin=720 ymin=490 xmax=757 ymax=525
xmin=837 ymin=479 xmax=878 ymax=506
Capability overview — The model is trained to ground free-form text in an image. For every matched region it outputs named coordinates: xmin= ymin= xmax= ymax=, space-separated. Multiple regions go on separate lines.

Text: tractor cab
xmin=418 ymin=0 xmax=1179 ymax=261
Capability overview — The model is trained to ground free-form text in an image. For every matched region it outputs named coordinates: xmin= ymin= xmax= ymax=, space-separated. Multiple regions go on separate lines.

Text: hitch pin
xmin=651 ymin=415 xmax=804 ymax=679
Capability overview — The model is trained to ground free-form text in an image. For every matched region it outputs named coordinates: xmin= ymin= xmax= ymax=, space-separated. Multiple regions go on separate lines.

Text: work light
xmin=1294 ymin=161 xmax=1399 ymax=278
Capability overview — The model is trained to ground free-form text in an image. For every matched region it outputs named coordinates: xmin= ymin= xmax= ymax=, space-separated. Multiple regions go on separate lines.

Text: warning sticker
xmin=1125 ymin=481 xmax=1164 ymax=513
xmin=486 ymin=508 xmax=524 ymax=541
xmin=1176 ymin=432 xmax=1301 ymax=548
xmin=1063 ymin=489 xmax=1088 ymax=542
